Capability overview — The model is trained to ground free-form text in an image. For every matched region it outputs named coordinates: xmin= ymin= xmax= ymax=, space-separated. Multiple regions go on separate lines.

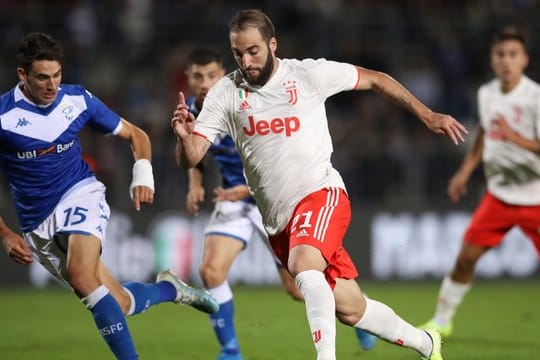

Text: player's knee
xmin=67 ymin=271 xmax=100 ymax=298
xmin=336 ymin=311 xmax=362 ymax=327
xmin=287 ymin=259 xmax=316 ymax=277
xmin=287 ymin=248 xmax=327 ymax=277
xmin=199 ymin=264 xmax=226 ymax=287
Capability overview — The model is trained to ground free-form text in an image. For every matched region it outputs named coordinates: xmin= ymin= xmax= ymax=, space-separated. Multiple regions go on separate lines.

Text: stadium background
xmin=0 ymin=0 xmax=538 ymax=287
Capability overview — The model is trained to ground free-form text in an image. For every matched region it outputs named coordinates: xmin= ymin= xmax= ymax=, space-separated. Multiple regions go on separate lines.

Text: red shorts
xmin=464 ymin=192 xmax=540 ymax=255
xmin=268 ymin=187 xmax=358 ymax=289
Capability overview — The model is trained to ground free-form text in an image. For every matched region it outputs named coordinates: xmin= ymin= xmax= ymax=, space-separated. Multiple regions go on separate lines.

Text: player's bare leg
xmin=451 ymin=243 xmax=488 ymax=282
xmin=200 ymin=234 xmax=245 ymax=360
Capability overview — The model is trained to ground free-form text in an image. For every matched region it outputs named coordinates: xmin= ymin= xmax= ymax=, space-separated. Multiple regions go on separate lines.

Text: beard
xmin=242 ymin=49 xmax=274 ymax=86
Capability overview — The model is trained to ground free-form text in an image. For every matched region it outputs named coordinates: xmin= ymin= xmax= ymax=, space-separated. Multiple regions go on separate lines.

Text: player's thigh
xmin=66 ymin=233 xmax=102 ymax=293
xmin=59 ymin=179 xmax=111 ymax=276
xmin=201 ymin=234 xmax=245 ymax=272
xmin=334 ymin=277 xmax=365 ymax=325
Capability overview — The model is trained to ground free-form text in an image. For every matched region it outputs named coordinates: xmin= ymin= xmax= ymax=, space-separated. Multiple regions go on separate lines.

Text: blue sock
xmin=123 ymin=281 xmax=176 ymax=315
xmin=354 ymin=327 xmax=377 ymax=350
xmin=83 ymin=286 xmax=138 ymax=360
xmin=210 ymin=299 xmax=239 ymax=353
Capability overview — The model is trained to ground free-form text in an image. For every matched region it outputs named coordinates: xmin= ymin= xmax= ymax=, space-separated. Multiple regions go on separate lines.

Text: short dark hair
xmin=187 ymin=47 xmax=223 ymax=67
xmin=491 ymin=26 xmax=527 ymax=51
xmin=229 ymin=9 xmax=275 ymax=42
xmin=16 ymin=32 xmax=63 ymax=73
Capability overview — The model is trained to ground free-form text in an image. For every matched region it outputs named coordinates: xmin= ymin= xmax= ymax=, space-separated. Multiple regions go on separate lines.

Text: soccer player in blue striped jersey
xmin=183 ymin=47 xmax=375 ymax=360
xmin=0 ymin=32 xmax=217 ymax=360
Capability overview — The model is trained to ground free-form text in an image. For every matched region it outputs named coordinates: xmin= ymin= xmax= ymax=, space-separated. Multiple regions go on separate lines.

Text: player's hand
xmin=171 ymin=91 xmax=196 ymax=140
xmin=447 ymin=172 xmax=468 ymax=203
xmin=213 ymin=185 xmax=251 ymax=202
xmin=1 ymin=231 xmax=33 ymax=265
xmin=186 ymin=186 xmax=205 ymax=216
xmin=426 ymin=112 xmax=468 ymax=145
xmin=132 ymin=185 xmax=154 ymax=211
xmin=491 ymin=117 xmax=515 ymax=141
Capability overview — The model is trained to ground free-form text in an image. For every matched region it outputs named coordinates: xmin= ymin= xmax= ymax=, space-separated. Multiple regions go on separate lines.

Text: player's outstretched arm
xmin=171 ymin=91 xmax=210 ymax=168
xmin=354 ymin=66 xmax=468 ymax=145
xmin=117 ymin=118 xmax=154 ymax=211
xmin=0 ymin=217 xmax=33 ymax=265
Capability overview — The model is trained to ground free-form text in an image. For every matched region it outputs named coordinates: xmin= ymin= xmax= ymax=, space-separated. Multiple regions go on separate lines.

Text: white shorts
xmin=205 ymin=200 xmax=267 ymax=247
xmin=23 ymin=178 xmax=111 ymax=286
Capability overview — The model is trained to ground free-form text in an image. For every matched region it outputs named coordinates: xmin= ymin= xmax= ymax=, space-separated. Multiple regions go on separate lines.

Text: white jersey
xmin=479 ymin=75 xmax=540 ymax=205
xmin=194 ymin=58 xmax=359 ymax=235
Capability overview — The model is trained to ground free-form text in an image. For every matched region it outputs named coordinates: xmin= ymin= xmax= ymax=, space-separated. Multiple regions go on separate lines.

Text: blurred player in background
xmin=172 ymin=9 xmax=467 ymax=360
xmin=0 ymin=32 xmax=217 ymax=360
xmin=421 ymin=27 xmax=540 ymax=338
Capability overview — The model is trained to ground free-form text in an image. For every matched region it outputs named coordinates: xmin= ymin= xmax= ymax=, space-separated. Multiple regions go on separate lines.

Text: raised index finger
xmin=178 ymin=91 xmax=185 ymax=105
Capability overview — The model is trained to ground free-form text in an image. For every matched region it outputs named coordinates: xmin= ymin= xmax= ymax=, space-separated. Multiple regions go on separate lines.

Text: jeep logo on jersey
xmin=242 ymin=115 xmax=300 ymax=137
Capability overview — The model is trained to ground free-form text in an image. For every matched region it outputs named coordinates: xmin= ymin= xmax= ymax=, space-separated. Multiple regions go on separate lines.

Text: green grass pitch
xmin=0 ymin=280 xmax=538 ymax=359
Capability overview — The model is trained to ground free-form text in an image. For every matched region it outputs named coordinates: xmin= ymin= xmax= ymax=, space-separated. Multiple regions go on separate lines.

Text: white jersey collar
xmin=14 ymin=82 xmax=57 ymax=109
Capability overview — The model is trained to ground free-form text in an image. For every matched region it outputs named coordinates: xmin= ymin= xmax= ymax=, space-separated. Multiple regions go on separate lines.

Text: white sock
xmin=354 ymin=298 xmax=433 ymax=357
xmin=207 ymin=280 xmax=233 ymax=304
xmin=81 ymin=285 xmax=109 ymax=309
xmin=295 ymin=270 xmax=336 ymax=360
xmin=433 ymin=275 xmax=471 ymax=325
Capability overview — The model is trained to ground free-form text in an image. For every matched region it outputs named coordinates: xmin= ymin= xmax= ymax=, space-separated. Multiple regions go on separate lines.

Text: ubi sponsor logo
xmin=16 ymin=140 xmax=75 ymax=159
xmin=242 ymin=115 xmax=300 ymax=137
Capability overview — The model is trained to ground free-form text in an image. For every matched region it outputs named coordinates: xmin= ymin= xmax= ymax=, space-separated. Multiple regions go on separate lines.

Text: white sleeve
xmin=193 ymin=79 xmax=231 ymax=143
xmin=304 ymin=58 xmax=360 ymax=99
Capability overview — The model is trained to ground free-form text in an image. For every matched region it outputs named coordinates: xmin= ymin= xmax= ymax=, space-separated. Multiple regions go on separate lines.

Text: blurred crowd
xmin=1 ymin=0 xmax=539 ymax=222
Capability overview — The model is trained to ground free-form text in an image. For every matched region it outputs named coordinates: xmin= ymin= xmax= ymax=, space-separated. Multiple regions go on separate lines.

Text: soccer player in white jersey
xmin=0 ymin=32 xmax=218 ymax=360
xmin=185 ymin=46 xmax=301 ymax=360
xmin=171 ymin=10 xmax=467 ymax=360
xmin=184 ymin=47 xmax=376 ymax=359
xmin=421 ymin=28 xmax=540 ymax=339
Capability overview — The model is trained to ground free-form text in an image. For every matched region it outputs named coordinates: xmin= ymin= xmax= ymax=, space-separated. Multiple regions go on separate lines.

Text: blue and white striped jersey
xmin=0 ymin=84 xmax=122 ymax=231
xmin=187 ymin=96 xmax=253 ymax=198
